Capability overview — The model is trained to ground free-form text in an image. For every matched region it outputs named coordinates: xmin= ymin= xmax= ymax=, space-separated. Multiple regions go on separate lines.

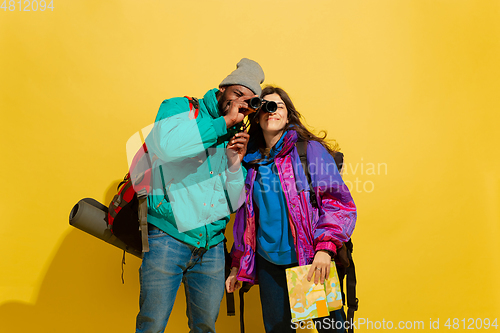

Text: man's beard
xmin=218 ymin=97 xmax=230 ymax=116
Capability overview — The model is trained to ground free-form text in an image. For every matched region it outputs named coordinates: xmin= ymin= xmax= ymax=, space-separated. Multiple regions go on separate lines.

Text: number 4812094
xmin=444 ymin=318 xmax=498 ymax=330
xmin=1 ymin=0 xmax=54 ymax=11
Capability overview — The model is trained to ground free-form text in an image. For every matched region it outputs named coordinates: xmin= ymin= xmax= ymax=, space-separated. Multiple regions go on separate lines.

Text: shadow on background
xmin=0 ymin=229 xmax=142 ymax=332
xmin=0 ymin=181 xmax=265 ymax=333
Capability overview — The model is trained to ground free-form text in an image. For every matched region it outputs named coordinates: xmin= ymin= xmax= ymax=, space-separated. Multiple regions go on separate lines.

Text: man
xmin=135 ymin=58 xmax=265 ymax=333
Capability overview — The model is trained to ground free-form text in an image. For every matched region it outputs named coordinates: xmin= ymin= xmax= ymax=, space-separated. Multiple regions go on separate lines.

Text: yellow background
xmin=1 ymin=1 xmax=499 ymax=332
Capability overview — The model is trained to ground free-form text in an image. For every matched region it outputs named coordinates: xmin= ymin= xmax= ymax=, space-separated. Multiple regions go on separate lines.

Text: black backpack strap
xmin=334 ymin=151 xmax=344 ymax=173
xmin=338 ymin=240 xmax=358 ymax=332
xmin=345 ymin=240 xmax=358 ymax=333
xmin=226 ymin=287 xmax=235 ymax=317
xmin=136 ymin=188 xmax=149 ymax=253
xmin=224 ymin=239 xmax=236 ymax=316
xmin=239 ymin=282 xmax=253 ymax=333
xmin=296 ymin=140 xmax=318 ymax=208
xmin=295 ymin=141 xmax=345 ymax=208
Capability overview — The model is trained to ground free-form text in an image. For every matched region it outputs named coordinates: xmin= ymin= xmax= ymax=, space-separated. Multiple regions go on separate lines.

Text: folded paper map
xmin=285 ymin=262 xmax=343 ymax=322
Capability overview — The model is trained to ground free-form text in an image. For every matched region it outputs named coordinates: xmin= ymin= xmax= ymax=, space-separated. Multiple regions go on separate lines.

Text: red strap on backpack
xmin=185 ymin=96 xmax=200 ymax=120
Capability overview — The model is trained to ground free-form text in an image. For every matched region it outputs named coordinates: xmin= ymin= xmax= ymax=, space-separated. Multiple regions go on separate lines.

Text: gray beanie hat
xmin=219 ymin=58 xmax=265 ymax=95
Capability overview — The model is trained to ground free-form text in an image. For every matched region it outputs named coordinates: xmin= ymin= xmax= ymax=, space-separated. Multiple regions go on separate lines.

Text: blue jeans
xmin=135 ymin=227 xmax=225 ymax=333
xmin=257 ymin=254 xmax=346 ymax=333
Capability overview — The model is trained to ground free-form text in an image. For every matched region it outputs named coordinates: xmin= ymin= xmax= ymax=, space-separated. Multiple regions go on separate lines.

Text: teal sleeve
xmin=241 ymin=162 xmax=248 ymax=180
xmin=212 ymin=116 xmax=228 ymax=138
xmin=147 ymin=98 xmax=228 ymax=162
xmin=224 ymin=161 xmax=249 ymax=214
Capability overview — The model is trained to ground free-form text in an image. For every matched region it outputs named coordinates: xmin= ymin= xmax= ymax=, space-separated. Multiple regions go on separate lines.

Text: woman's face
xmin=258 ymin=93 xmax=288 ymax=134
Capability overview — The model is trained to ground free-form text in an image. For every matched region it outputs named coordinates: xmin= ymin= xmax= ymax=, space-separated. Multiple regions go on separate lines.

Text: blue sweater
xmin=248 ymin=132 xmax=297 ymax=265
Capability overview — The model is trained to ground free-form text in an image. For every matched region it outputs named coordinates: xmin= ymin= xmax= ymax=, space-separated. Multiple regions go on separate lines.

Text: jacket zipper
xmin=275 ymin=159 xmax=301 ymax=265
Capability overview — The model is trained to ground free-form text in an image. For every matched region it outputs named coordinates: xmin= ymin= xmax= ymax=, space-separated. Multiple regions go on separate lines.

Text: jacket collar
xmin=276 ymin=129 xmax=298 ymax=158
xmin=200 ymin=88 xmax=220 ymax=119
xmin=243 ymin=129 xmax=298 ymax=164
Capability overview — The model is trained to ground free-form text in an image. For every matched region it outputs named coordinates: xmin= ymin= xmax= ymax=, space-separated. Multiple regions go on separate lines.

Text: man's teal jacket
xmin=145 ymin=88 xmax=246 ymax=249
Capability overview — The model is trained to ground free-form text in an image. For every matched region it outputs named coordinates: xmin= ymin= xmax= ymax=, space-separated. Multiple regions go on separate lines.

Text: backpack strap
xmin=345 ymin=240 xmax=358 ymax=333
xmin=224 ymin=239 xmax=236 ymax=317
xmin=137 ymin=189 xmax=149 ymax=253
xmin=185 ymin=96 xmax=200 ymax=120
xmin=337 ymin=240 xmax=358 ymax=333
xmin=296 ymin=140 xmax=318 ymax=207
xmin=238 ymin=282 xmax=253 ymax=333
xmin=334 ymin=151 xmax=344 ymax=174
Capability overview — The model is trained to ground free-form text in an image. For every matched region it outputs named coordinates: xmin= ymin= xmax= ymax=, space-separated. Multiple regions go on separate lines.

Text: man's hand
xmin=226 ymin=267 xmax=241 ymax=293
xmin=227 ymin=130 xmax=250 ymax=172
xmin=223 ymin=96 xmax=257 ymax=128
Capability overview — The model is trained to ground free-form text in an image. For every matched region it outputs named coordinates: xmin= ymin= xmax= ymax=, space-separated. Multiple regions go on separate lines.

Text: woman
xmin=226 ymin=86 xmax=357 ymax=333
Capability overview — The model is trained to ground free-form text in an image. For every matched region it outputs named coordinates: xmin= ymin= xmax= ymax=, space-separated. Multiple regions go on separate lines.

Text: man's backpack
xmin=233 ymin=140 xmax=359 ymax=333
xmin=107 ymin=142 xmax=152 ymax=255
xmin=106 ymin=97 xmax=200 ymax=257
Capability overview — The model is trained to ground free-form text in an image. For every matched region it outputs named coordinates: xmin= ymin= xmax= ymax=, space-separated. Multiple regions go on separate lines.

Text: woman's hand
xmin=226 ymin=267 xmax=241 ymax=293
xmin=306 ymin=250 xmax=332 ymax=285
xmin=226 ymin=130 xmax=250 ymax=172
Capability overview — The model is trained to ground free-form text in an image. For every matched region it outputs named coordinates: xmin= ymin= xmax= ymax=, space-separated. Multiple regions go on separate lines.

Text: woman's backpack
xmin=234 ymin=141 xmax=359 ymax=333
xmin=296 ymin=140 xmax=358 ymax=333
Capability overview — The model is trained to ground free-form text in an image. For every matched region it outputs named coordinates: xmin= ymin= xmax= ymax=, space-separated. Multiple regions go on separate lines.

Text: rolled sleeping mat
xmin=69 ymin=198 xmax=143 ymax=258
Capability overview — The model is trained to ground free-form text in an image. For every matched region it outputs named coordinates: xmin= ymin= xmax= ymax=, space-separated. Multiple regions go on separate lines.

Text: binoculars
xmin=246 ymin=97 xmax=278 ymax=113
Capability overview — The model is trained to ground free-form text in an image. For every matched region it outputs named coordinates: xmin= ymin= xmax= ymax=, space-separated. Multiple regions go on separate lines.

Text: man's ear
xmin=217 ymin=86 xmax=226 ymax=101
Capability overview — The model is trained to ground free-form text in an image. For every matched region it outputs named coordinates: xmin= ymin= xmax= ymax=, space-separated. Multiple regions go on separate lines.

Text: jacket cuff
xmin=231 ymin=251 xmax=243 ymax=268
xmin=230 ymin=249 xmax=243 ymax=268
xmin=231 ymin=257 xmax=241 ymax=268
xmin=226 ymin=164 xmax=243 ymax=180
xmin=315 ymin=241 xmax=338 ymax=256
xmin=212 ymin=117 xmax=228 ymax=138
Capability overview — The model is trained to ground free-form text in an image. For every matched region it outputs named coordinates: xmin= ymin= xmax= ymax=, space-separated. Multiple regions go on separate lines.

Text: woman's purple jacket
xmin=230 ymin=130 xmax=357 ymax=285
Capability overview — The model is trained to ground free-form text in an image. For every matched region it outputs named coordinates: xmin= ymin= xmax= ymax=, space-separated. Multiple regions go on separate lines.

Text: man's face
xmin=217 ymin=85 xmax=256 ymax=116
